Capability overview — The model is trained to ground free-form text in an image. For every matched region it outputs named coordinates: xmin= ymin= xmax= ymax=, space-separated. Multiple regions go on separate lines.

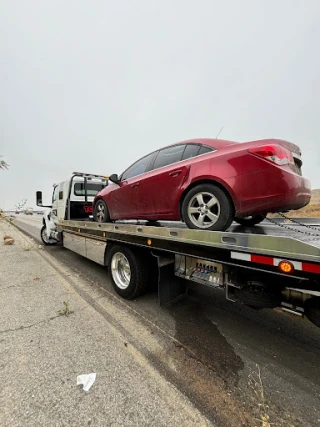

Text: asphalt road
xmin=1 ymin=220 xmax=211 ymax=427
xmin=11 ymin=214 xmax=320 ymax=426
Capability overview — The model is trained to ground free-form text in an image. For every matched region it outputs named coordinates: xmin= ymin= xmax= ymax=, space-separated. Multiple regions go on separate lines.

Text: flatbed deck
xmin=58 ymin=219 xmax=320 ymax=263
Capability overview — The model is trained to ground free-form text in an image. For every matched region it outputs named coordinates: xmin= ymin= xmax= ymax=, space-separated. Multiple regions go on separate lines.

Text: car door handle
xmin=131 ymin=182 xmax=140 ymax=188
xmin=169 ymin=170 xmax=182 ymax=177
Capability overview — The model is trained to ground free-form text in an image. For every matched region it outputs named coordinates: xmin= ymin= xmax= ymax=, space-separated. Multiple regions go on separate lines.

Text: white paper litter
xmin=77 ymin=373 xmax=96 ymax=392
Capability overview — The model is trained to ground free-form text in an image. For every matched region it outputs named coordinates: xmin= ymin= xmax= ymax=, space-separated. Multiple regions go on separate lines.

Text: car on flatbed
xmin=93 ymin=138 xmax=311 ymax=231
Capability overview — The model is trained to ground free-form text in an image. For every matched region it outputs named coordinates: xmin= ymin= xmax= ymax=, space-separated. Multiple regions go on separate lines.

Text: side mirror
xmin=109 ymin=174 xmax=121 ymax=185
xmin=36 ymin=191 xmax=52 ymax=208
xmin=36 ymin=191 xmax=43 ymax=206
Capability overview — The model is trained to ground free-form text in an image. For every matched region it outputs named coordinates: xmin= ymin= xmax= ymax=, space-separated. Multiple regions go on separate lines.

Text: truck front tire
xmin=40 ymin=225 xmax=57 ymax=246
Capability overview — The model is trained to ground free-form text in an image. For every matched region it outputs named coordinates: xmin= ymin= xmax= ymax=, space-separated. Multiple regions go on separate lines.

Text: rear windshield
xmin=74 ymin=182 xmax=105 ymax=196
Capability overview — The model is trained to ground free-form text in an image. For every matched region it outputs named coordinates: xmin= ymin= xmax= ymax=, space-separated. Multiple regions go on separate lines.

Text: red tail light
xmin=249 ymin=144 xmax=294 ymax=166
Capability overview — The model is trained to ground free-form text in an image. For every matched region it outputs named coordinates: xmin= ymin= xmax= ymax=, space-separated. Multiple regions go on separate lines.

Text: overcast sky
xmin=1 ymin=0 xmax=320 ymax=210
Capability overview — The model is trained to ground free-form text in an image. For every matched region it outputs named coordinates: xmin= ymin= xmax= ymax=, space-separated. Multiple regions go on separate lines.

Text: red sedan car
xmin=93 ymin=138 xmax=311 ymax=231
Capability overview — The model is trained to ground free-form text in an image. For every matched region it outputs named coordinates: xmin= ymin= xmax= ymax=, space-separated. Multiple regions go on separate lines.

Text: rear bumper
xmin=231 ymin=167 xmax=311 ymax=216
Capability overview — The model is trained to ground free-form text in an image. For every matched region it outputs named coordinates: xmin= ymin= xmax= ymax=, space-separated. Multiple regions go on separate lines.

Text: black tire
xmin=234 ymin=215 xmax=266 ymax=227
xmin=304 ymin=298 xmax=320 ymax=328
xmin=182 ymin=184 xmax=234 ymax=231
xmin=107 ymin=245 xmax=150 ymax=299
xmin=93 ymin=199 xmax=111 ymax=223
xmin=40 ymin=225 xmax=57 ymax=246
xmin=234 ymin=281 xmax=282 ymax=309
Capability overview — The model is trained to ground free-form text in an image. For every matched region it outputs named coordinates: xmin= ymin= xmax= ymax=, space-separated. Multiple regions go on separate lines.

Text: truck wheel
xmin=182 ymin=184 xmax=234 ymax=231
xmin=93 ymin=199 xmax=110 ymax=223
xmin=107 ymin=245 xmax=149 ymax=299
xmin=304 ymin=298 xmax=320 ymax=328
xmin=234 ymin=281 xmax=281 ymax=309
xmin=234 ymin=215 xmax=266 ymax=227
xmin=40 ymin=225 xmax=57 ymax=246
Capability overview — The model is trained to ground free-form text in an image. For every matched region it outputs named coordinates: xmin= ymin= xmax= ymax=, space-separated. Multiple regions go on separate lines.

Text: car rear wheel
xmin=93 ymin=199 xmax=110 ymax=223
xmin=182 ymin=184 xmax=234 ymax=231
xmin=234 ymin=215 xmax=266 ymax=227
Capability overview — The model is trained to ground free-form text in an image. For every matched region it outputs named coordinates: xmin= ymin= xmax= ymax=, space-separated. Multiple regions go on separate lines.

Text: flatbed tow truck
xmin=36 ymin=172 xmax=320 ymax=329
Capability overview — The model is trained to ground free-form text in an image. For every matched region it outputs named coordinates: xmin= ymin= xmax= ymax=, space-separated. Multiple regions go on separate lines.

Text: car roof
xmin=167 ymin=138 xmax=238 ymax=150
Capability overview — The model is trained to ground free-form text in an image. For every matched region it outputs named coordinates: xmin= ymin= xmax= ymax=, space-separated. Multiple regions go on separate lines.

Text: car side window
xmin=198 ymin=145 xmax=214 ymax=155
xmin=121 ymin=152 xmax=155 ymax=181
xmin=182 ymin=144 xmax=200 ymax=160
xmin=152 ymin=145 xmax=186 ymax=170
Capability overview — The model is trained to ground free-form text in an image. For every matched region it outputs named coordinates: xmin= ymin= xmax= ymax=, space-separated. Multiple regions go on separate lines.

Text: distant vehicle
xmin=93 ymin=138 xmax=311 ymax=231
xmin=24 ymin=208 xmax=33 ymax=215
xmin=15 ymin=211 xmax=20 ymax=214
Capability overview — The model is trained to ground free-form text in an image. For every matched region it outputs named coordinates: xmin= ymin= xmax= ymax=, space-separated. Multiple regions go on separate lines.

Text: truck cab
xmin=36 ymin=172 xmax=108 ymax=244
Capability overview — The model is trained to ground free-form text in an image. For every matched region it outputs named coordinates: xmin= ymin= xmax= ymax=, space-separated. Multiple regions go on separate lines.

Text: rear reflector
xmin=279 ymin=261 xmax=294 ymax=273
xmin=231 ymin=251 xmax=320 ymax=275
xmin=249 ymin=144 xmax=294 ymax=166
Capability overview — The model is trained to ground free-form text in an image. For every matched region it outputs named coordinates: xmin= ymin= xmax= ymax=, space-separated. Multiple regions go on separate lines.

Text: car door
xmin=135 ymin=144 xmax=195 ymax=217
xmin=108 ymin=152 xmax=157 ymax=218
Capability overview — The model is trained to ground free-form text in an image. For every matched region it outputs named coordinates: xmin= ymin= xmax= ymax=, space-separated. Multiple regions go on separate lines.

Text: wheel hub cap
xmin=111 ymin=252 xmax=131 ymax=290
xmin=198 ymin=205 xmax=208 ymax=215
xmin=187 ymin=192 xmax=221 ymax=229
xmin=96 ymin=203 xmax=105 ymax=222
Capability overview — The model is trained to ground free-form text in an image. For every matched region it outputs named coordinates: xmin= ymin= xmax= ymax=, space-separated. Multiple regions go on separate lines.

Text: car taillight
xmin=249 ymin=144 xmax=294 ymax=166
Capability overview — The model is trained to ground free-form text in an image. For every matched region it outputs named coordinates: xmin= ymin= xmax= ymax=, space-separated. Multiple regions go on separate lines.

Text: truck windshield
xmin=74 ymin=183 xmax=105 ymax=197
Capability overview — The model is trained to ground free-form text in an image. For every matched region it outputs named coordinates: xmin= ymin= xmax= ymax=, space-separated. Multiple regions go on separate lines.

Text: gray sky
xmin=1 ymin=0 xmax=320 ymax=210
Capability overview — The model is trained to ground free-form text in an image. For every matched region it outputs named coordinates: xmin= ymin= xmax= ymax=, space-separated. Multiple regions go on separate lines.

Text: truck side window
xmin=52 ymin=186 xmax=59 ymax=202
xmin=59 ymin=191 xmax=63 ymax=200
xmin=74 ymin=183 xmax=106 ymax=196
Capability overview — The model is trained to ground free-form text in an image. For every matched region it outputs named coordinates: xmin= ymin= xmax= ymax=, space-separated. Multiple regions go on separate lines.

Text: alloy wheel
xmin=95 ymin=201 xmax=106 ymax=222
xmin=111 ymin=252 xmax=131 ymax=290
xmin=187 ymin=191 xmax=221 ymax=229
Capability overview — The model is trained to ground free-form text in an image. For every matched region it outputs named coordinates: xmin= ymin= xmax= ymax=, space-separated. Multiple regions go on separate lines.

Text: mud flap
xmin=152 ymin=254 xmax=188 ymax=307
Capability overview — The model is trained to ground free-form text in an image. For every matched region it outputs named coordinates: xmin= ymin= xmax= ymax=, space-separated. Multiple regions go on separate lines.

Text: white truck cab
xmin=36 ymin=172 xmax=108 ymax=244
